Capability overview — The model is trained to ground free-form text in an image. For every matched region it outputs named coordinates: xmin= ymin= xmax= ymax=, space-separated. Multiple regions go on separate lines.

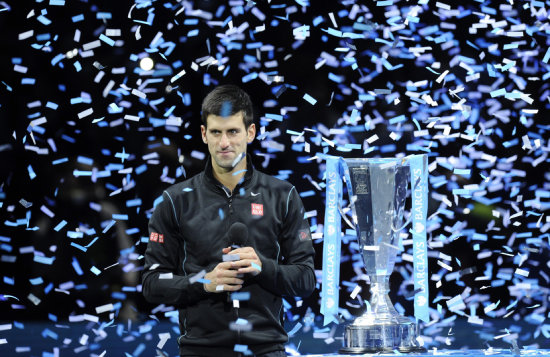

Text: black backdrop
xmin=0 ymin=0 xmax=549 ymax=354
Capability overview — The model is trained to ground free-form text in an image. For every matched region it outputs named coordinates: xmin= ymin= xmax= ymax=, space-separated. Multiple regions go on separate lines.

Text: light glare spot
xmin=139 ymin=57 xmax=154 ymax=71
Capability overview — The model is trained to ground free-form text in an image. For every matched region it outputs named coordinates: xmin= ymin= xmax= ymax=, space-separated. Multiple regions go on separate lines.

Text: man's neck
xmin=212 ymin=159 xmax=247 ymax=193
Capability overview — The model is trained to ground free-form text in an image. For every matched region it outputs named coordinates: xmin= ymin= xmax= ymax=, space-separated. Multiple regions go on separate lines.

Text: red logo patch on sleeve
xmin=150 ymin=232 xmax=158 ymax=242
xmin=158 ymin=234 xmax=164 ymax=243
xmin=299 ymin=229 xmax=311 ymax=241
xmin=251 ymin=203 xmax=264 ymax=216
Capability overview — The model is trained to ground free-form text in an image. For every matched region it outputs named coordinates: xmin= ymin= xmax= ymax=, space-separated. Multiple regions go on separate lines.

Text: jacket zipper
xmin=227 ymin=193 xmax=241 ymax=351
xmin=220 ymin=185 xmax=241 ymax=351
xmin=236 ymin=303 xmax=241 ymax=355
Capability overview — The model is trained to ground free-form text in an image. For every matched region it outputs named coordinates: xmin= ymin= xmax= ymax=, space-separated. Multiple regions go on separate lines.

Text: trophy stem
xmin=369 ymin=275 xmax=398 ymax=318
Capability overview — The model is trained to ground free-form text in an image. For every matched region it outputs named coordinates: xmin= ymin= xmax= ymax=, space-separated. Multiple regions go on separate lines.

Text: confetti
xmin=303 ymin=93 xmax=317 ymax=105
xmin=1 ymin=0 xmax=549 ymax=355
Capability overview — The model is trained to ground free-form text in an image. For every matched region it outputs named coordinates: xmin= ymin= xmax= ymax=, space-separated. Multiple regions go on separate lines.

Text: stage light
xmin=139 ymin=57 xmax=154 ymax=71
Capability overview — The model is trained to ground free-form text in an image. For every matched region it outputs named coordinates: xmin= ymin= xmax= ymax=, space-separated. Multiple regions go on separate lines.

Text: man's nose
xmin=220 ymin=133 xmax=230 ymax=147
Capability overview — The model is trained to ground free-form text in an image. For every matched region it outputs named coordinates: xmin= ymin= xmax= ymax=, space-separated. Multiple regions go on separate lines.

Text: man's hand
xmin=225 ymin=246 xmax=262 ymax=276
xmin=203 ymin=250 xmax=245 ymax=293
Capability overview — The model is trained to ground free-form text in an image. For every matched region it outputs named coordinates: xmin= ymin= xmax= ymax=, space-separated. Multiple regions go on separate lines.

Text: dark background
xmin=0 ymin=0 xmax=549 ymax=355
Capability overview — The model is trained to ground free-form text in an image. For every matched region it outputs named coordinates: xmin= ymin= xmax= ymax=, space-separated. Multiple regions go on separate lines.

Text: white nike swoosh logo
xmin=251 ymin=192 xmax=260 ymax=196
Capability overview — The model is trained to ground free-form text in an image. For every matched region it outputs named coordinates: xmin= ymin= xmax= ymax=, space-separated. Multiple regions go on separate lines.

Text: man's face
xmin=201 ymin=111 xmax=256 ymax=172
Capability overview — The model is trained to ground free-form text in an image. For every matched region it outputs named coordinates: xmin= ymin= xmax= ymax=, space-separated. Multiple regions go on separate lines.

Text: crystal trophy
xmin=339 ymin=158 xmax=425 ymax=353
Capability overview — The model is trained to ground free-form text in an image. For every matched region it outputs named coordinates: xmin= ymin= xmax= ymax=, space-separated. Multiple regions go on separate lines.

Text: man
xmin=142 ymin=84 xmax=316 ymax=357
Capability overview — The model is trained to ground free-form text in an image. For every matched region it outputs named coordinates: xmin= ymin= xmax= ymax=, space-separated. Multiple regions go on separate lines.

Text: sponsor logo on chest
xmin=251 ymin=203 xmax=264 ymax=216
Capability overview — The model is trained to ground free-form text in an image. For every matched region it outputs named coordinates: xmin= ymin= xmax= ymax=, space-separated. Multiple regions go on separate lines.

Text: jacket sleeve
xmin=256 ymin=186 xmax=316 ymax=297
xmin=142 ymin=191 xmax=207 ymax=306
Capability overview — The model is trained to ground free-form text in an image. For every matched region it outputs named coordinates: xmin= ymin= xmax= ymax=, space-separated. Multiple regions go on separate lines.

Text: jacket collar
xmin=203 ymin=154 xmax=255 ymax=193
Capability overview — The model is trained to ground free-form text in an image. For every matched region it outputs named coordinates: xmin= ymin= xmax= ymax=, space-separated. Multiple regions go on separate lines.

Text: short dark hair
xmin=201 ymin=84 xmax=254 ymax=128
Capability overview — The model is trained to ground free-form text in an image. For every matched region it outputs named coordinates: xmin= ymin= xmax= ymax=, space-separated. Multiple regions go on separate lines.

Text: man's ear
xmin=247 ymin=123 xmax=256 ymax=143
xmin=200 ymin=125 xmax=208 ymax=144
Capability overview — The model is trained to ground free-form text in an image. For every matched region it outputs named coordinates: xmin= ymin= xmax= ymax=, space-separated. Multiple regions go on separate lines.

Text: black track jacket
xmin=142 ymin=156 xmax=316 ymax=356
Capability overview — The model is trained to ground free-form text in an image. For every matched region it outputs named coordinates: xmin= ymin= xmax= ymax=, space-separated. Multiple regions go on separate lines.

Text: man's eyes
xmin=210 ymin=130 xmax=239 ymax=135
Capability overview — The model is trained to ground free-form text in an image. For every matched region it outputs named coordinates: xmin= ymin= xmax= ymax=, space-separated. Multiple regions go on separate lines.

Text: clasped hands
xmin=203 ymin=246 xmax=262 ymax=293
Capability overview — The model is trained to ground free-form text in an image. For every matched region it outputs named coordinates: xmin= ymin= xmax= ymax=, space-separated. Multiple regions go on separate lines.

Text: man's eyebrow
xmin=208 ymin=127 xmax=241 ymax=131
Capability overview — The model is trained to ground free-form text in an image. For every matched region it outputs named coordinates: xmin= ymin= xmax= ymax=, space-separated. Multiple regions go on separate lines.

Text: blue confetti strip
xmin=53 ymin=220 xmax=67 ymax=231
xmin=303 ymin=93 xmax=317 ymax=105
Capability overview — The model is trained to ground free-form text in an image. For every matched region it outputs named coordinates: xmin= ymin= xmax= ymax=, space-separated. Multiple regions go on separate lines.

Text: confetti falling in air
xmin=1 ymin=0 xmax=550 ymax=355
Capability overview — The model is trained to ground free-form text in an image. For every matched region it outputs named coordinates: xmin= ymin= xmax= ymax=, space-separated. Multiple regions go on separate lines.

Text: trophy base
xmin=339 ymin=346 xmax=427 ymax=354
xmin=340 ymin=319 xmax=426 ymax=354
